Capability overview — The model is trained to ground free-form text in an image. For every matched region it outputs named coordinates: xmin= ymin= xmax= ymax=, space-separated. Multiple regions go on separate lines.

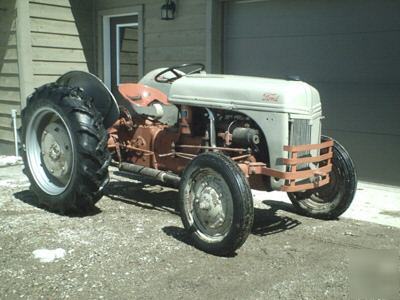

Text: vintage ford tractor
xmin=21 ymin=63 xmax=357 ymax=255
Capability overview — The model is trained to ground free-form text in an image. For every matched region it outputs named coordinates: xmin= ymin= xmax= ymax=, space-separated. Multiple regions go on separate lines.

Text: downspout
xmin=11 ymin=109 xmax=19 ymax=157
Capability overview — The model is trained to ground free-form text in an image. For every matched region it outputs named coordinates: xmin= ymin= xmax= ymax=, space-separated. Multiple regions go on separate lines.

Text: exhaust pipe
xmin=111 ymin=161 xmax=181 ymax=188
xmin=205 ymin=108 xmax=216 ymax=148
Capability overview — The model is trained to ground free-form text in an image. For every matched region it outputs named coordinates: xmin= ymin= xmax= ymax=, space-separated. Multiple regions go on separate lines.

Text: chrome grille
xmin=290 ymin=119 xmax=312 ymax=170
xmin=290 ymin=119 xmax=312 ymax=146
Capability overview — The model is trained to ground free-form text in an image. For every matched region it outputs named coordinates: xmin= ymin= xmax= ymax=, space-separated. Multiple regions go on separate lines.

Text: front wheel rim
xmin=25 ymin=107 xmax=74 ymax=196
xmin=183 ymin=168 xmax=234 ymax=242
xmin=300 ymin=165 xmax=344 ymax=210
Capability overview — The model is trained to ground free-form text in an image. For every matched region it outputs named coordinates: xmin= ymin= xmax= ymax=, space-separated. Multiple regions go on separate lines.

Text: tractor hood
xmin=168 ymin=74 xmax=321 ymax=117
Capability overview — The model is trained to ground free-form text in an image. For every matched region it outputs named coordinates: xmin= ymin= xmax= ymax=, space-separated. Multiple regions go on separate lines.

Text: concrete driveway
xmin=0 ymin=162 xmax=399 ymax=299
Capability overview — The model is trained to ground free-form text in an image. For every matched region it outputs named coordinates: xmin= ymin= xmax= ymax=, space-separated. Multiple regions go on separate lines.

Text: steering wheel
xmin=154 ymin=63 xmax=205 ymax=83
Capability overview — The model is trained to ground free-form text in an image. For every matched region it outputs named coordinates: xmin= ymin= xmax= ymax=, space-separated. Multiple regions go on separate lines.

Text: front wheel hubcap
xmin=185 ymin=168 xmax=233 ymax=241
xmin=194 ymin=185 xmax=226 ymax=229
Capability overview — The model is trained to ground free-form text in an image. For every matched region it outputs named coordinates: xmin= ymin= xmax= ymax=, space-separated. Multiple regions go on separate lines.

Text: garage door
xmin=223 ymin=0 xmax=400 ymax=185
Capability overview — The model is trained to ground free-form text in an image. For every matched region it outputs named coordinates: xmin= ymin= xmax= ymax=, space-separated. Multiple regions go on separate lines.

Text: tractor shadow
xmin=161 ymin=201 xmax=301 ymax=248
xmin=13 ymin=171 xmax=177 ymax=217
xmin=161 ymin=201 xmax=301 ymax=257
xmin=252 ymin=200 xmax=301 ymax=236
xmin=105 ymin=175 xmax=301 ymax=246
xmin=13 ymin=190 xmax=101 ymax=217
xmin=14 ymin=175 xmax=301 ymax=250
xmin=103 ymin=172 xmax=179 ymax=215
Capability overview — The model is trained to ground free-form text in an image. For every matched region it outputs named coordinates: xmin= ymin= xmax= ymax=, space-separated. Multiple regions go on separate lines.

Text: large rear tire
xmin=288 ymin=136 xmax=357 ymax=219
xmin=21 ymin=83 xmax=110 ymax=214
xmin=179 ymin=152 xmax=254 ymax=256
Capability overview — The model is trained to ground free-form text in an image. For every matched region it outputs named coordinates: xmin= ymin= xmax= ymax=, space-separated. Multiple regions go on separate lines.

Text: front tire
xmin=179 ymin=152 xmax=254 ymax=255
xmin=21 ymin=83 xmax=110 ymax=214
xmin=288 ymin=136 xmax=357 ymax=219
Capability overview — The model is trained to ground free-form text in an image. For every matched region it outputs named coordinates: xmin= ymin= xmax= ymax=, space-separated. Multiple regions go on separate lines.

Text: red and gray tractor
xmin=21 ymin=64 xmax=357 ymax=255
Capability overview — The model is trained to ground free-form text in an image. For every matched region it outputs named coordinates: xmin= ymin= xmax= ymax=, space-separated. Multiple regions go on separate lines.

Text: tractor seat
xmin=118 ymin=83 xmax=178 ymax=126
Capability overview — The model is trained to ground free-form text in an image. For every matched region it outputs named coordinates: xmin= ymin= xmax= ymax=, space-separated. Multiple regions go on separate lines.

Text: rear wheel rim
xmin=184 ymin=168 xmax=234 ymax=242
xmin=26 ymin=107 xmax=74 ymax=196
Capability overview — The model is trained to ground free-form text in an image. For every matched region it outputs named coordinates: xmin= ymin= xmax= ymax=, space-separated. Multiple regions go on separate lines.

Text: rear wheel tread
xmin=21 ymin=83 xmax=110 ymax=214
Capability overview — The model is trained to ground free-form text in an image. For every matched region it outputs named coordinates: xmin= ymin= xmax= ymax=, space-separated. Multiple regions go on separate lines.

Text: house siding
xmin=29 ymin=0 xmax=95 ymax=87
xmin=0 ymin=0 xmax=19 ymax=153
xmin=95 ymin=0 xmax=207 ymax=74
xmin=0 ymin=0 xmax=208 ymax=154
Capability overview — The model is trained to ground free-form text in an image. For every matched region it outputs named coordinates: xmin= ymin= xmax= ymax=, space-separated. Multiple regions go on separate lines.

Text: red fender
xmin=118 ymin=83 xmax=169 ymax=107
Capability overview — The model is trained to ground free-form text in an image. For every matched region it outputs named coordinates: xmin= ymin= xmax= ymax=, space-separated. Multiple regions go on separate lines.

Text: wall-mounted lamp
xmin=161 ymin=0 xmax=176 ymax=20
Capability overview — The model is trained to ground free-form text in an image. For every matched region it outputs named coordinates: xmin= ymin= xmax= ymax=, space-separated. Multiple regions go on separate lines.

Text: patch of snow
xmin=0 ymin=156 xmax=22 ymax=168
xmin=32 ymin=248 xmax=66 ymax=263
xmin=341 ymin=182 xmax=400 ymax=228
xmin=252 ymin=181 xmax=400 ymax=229
xmin=0 ymin=179 xmax=29 ymax=188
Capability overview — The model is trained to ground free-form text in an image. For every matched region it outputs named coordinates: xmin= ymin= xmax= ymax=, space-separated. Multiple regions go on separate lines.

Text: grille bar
xmin=290 ymin=119 xmax=313 ymax=170
xmin=290 ymin=119 xmax=312 ymax=146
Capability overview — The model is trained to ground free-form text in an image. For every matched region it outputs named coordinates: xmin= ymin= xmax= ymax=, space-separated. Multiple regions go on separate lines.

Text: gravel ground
xmin=0 ymin=165 xmax=399 ymax=299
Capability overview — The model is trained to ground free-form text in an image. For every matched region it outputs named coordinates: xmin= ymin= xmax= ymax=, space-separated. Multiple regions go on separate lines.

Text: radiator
xmin=289 ymin=119 xmax=313 ymax=170
xmin=290 ymin=119 xmax=312 ymax=147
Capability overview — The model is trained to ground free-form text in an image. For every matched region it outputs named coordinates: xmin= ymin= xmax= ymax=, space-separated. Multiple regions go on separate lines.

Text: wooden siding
xmin=1 ymin=0 xmax=208 ymax=153
xmin=96 ymin=0 xmax=207 ymax=74
xmin=29 ymin=0 xmax=95 ymax=88
xmin=0 ymin=0 xmax=20 ymax=147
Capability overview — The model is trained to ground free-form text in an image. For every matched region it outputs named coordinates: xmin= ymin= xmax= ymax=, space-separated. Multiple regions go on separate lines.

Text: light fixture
xmin=161 ymin=0 xmax=176 ymax=20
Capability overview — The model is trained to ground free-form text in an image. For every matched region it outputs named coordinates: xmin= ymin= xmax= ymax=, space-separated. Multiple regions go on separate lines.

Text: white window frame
xmin=98 ymin=6 xmax=143 ymax=89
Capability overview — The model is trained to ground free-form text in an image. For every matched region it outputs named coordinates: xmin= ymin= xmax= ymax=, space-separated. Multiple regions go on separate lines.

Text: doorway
xmin=101 ymin=9 xmax=143 ymax=96
xmin=110 ymin=16 xmax=138 ymax=95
